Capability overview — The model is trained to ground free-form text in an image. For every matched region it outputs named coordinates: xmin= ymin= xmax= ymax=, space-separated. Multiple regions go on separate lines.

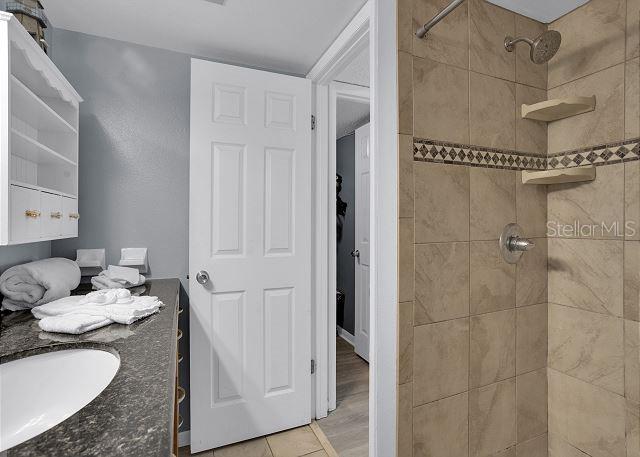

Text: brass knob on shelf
xmin=178 ymin=353 xmax=183 ymax=363
xmin=177 ymin=329 xmax=183 ymax=340
xmin=69 ymin=213 xmax=80 ymax=219
xmin=25 ymin=210 xmax=40 ymax=218
xmin=177 ymin=386 xmax=186 ymax=403
xmin=50 ymin=212 xmax=62 ymax=219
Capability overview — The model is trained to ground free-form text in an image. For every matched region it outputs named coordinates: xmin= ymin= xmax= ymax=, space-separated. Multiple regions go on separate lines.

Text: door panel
xmin=354 ymin=123 xmax=371 ymax=361
xmin=189 ymin=59 xmax=312 ymax=452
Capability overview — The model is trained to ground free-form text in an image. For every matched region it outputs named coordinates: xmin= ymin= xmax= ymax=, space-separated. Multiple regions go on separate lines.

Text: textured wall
xmin=336 ymin=133 xmax=356 ymax=335
xmin=47 ymin=29 xmax=192 ymax=432
xmin=397 ymin=1 xmax=550 ymax=456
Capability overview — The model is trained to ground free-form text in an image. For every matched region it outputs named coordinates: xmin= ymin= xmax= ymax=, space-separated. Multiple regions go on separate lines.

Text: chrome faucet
xmin=500 ymin=223 xmax=535 ymax=264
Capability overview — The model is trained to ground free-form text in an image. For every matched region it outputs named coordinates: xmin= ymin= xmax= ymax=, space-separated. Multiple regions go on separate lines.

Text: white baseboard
xmin=178 ymin=430 xmax=190 ymax=448
xmin=337 ymin=326 xmax=355 ymax=346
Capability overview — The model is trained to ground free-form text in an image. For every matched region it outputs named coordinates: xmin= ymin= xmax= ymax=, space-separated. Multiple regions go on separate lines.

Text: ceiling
xmin=486 ymin=0 xmax=591 ymax=23
xmin=41 ymin=0 xmax=367 ymax=75
xmin=337 ymin=98 xmax=369 ymax=139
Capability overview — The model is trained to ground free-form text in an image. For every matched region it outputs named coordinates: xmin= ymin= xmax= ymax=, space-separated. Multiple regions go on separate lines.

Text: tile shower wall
xmin=397 ymin=1 xmax=549 ymax=456
xmin=545 ymin=1 xmax=639 ymax=457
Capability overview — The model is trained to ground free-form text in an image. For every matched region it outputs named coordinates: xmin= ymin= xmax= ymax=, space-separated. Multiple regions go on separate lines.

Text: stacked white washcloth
xmin=91 ymin=265 xmax=146 ymax=290
xmin=31 ymin=288 xmax=163 ymax=334
xmin=0 ymin=258 xmax=81 ymax=311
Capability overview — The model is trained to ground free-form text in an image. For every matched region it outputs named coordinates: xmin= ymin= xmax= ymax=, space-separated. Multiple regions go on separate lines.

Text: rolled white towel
xmin=0 ymin=258 xmax=81 ymax=311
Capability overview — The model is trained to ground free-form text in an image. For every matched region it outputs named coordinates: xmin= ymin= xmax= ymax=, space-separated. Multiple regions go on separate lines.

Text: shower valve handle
xmin=508 ymin=236 xmax=535 ymax=252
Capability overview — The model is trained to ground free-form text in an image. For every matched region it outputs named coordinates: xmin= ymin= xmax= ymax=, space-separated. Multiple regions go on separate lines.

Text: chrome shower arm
xmin=504 ymin=36 xmax=534 ymax=52
xmin=415 ymin=0 xmax=466 ymax=39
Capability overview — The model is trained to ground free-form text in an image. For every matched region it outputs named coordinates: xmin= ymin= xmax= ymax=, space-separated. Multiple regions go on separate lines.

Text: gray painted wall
xmin=0 ymin=242 xmax=51 ymax=274
xmin=48 ymin=29 xmax=192 ymax=432
xmin=336 ymin=134 xmax=355 ymax=335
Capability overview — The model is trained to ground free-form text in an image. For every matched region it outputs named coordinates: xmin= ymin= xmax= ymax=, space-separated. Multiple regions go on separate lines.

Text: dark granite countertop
xmin=0 ymin=278 xmax=180 ymax=457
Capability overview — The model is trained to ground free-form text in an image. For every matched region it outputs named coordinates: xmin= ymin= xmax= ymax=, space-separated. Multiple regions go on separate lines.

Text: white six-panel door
xmin=354 ymin=123 xmax=371 ymax=361
xmin=189 ymin=59 xmax=312 ymax=452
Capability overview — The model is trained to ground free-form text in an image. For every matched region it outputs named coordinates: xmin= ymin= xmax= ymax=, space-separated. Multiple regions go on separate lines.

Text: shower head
xmin=504 ymin=30 xmax=562 ymax=64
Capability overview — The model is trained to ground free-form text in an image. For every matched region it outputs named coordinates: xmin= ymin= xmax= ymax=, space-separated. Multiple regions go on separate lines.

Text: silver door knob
xmin=196 ymin=270 xmax=210 ymax=285
xmin=350 ymin=250 xmax=360 ymax=258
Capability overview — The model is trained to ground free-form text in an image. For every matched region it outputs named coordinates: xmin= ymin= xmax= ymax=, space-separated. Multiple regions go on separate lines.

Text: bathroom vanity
xmin=0 ymin=279 xmax=181 ymax=456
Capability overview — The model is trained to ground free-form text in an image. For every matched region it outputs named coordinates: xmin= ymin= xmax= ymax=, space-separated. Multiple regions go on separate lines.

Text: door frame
xmin=329 ymin=81 xmax=369 ymax=408
xmin=306 ymin=0 xmax=398 ymax=455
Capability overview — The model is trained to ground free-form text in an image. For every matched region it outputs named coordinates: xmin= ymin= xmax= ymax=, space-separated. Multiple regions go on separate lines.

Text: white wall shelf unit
xmin=0 ymin=12 xmax=83 ymax=245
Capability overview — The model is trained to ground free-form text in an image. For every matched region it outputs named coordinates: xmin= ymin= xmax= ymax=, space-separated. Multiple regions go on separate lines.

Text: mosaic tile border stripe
xmin=413 ymin=139 xmax=546 ymax=170
xmin=546 ymin=138 xmax=639 ymax=169
xmin=413 ymin=138 xmax=640 ymax=170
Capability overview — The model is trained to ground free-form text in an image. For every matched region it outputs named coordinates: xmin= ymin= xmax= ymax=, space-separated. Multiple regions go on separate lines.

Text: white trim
xmin=337 ymin=326 xmax=355 ymax=347
xmin=307 ymin=1 xmax=372 ymax=423
xmin=306 ymin=2 xmax=371 ymax=85
xmin=178 ymin=430 xmax=190 ymax=448
xmin=370 ymin=0 xmax=397 ymax=455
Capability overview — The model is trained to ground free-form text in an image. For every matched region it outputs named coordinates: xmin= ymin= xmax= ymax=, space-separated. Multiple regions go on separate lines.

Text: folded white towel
xmin=0 ymin=258 xmax=81 ymax=311
xmin=31 ymin=288 xmax=163 ymax=334
xmin=90 ymin=266 xmax=145 ymax=291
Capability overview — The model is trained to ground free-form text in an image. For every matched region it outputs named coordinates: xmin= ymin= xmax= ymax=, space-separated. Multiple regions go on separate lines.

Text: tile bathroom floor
xmin=181 ymin=337 xmax=368 ymax=457
xmin=180 ymin=422 xmax=337 ymax=457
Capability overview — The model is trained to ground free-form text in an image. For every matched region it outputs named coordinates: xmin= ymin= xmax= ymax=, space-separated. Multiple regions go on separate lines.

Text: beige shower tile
xmin=414 ymin=162 xmax=469 ymax=243
xmin=627 ymin=162 xmax=640 ymax=241
xmin=515 ymin=84 xmax=547 ymax=155
xmin=548 ymin=303 xmax=624 ymax=395
xmin=470 ymin=167 xmax=516 ymax=241
xmin=399 ymin=52 xmax=413 ymax=136
xmin=469 ymin=379 xmax=517 ymax=457
xmin=413 ymin=0 xmax=469 ymax=69
xmin=412 ymin=392 xmax=469 ymax=457
xmin=470 ymin=309 xmax=516 ymax=388
xmin=626 ymin=319 xmax=640 ymax=403
xmin=547 ymin=0 xmax=626 ymax=88
xmin=516 ymin=237 xmax=547 ymax=307
xmin=399 ymin=134 xmax=414 ymax=218
xmin=516 ymin=369 xmax=547 ymax=443
xmin=469 ymin=0 xmax=515 ymax=81
xmin=547 ymin=163 xmax=625 ymax=240
xmin=516 ymin=303 xmax=547 ymax=375
xmin=516 ymin=434 xmax=548 ymax=457
xmin=470 ymin=73 xmax=516 ymax=150
xmin=413 ymin=56 xmax=469 ymax=143
xmin=398 ymin=0 xmax=413 ymax=53
xmin=547 ymin=369 xmax=569 ymax=441
xmin=413 ymin=319 xmax=469 ymax=405
xmin=470 ymin=240 xmax=516 ymax=315
xmin=625 ymin=241 xmax=640 ymax=321
xmin=414 ymin=242 xmax=469 ymax=325
xmin=548 ymin=238 xmax=623 ymax=317
xmin=399 ymin=218 xmax=415 ymax=303
xmin=399 ymin=301 xmax=414 ymax=385
xmin=515 ymin=16 xmax=547 ymax=90
xmin=630 ymin=0 xmax=640 ymax=60
xmin=516 ymin=172 xmax=547 ymax=238
xmin=398 ymin=382 xmax=413 ymax=457
xmin=565 ymin=373 xmax=627 ymax=457
xmin=548 ymin=434 xmax=589 ymax=457
xmin=626 ymin=58 xmax=640 ymax=139
xmin=628 ymin=399 xmax=640 ymax=457
xmin=548 ymin=64 xmax=625 ymax=153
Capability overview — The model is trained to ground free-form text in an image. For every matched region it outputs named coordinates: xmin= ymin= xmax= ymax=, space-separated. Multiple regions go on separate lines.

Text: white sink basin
xmin=0 ymin=348 xmax=120 ymax=451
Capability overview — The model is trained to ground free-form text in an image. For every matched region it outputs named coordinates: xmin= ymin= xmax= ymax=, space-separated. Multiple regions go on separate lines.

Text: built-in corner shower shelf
xmin=521 ymin=95 xmax=596 ymax=122
xmin=522 ymin=166 xmax=596 ymax=185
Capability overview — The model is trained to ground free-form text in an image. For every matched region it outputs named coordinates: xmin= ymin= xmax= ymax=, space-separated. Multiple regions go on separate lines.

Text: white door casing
xmin=189 ymin=59 xmax=312 ymax=452
xmin=354 ymin=123 xmax=371 ymax=361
